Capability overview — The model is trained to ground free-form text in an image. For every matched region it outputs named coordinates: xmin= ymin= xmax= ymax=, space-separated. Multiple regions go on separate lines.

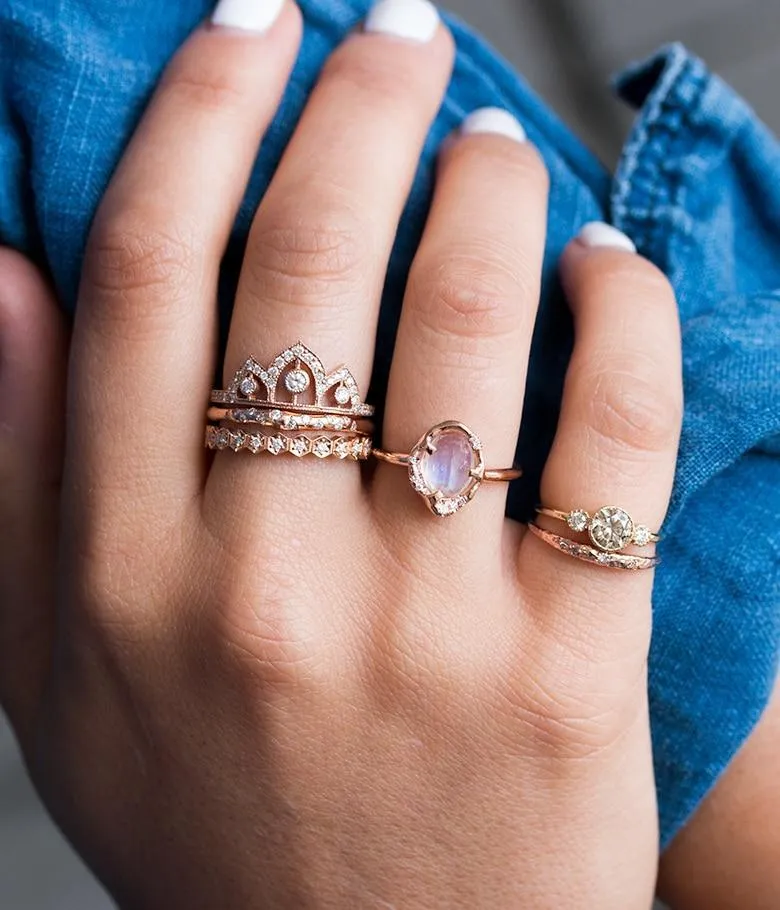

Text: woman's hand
xmin=0 ymin=1 xmax=683 ymax=907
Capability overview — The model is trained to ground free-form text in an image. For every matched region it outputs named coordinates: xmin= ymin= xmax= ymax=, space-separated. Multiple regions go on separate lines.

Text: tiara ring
xmin=536 ymin=506 xmax=660 ymax=552
xmin=373 ymin=421 xmax=522 ymax=517
xmin=211 ymin=343 xmax=374 ymax=418
xmin=208 ymin=343 xmax=373 ymax=463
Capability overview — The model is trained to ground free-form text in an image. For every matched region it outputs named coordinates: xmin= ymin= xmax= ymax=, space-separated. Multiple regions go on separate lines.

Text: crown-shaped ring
xmin=210 ymin=343 xmax=374 ymax=418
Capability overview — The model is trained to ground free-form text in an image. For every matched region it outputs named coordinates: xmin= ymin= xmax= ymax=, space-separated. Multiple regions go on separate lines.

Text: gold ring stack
xmin=530 ymin=505 xmax=661 ymax=571
xmin=207 ymin=343 xmax=374 ymax=461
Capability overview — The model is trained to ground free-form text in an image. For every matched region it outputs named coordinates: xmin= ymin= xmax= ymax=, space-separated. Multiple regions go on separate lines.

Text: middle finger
xmin=211 ymin=0 xmax=454 ymax=509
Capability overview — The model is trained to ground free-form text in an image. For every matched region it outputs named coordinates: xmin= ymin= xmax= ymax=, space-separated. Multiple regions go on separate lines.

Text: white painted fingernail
xmin=460 ymin=107 xmax=526 ymax=143
xmin=365 ymin=0 xmax=440 ymax=42
xmin=212 ymin=0 xmax=285 ymax=33
xmin=577 ymin=222 xmax=637 ymax=253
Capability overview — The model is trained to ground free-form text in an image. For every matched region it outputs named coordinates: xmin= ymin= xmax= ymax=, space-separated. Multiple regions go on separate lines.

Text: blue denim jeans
xmin=1 ymin=0 xmax=778 ymax=847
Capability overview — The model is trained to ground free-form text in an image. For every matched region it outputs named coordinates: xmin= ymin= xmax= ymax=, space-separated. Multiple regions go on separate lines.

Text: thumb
xmin=0 ymin=248 xmax=68 ymax=760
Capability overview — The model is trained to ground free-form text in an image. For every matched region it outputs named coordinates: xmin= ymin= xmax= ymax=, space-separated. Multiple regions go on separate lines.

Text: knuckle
xmin=581 ymin=367 xmax=681 ymax=455
xmin=410 ymin=251 xmax=528 ymax=345
xmin=577 ymin=255 xmax=675 ymax=308
xmin=212 ymin=567 xmax=322 ymax=691
xmin=498 ymin=661 xmax=637 ymax=761
xmin=246 ymin=215 xmax=368 ymax=309
xmin=161 ymin=58 xmax=248 ymax=113
xmin=323 ymin=48 xmax=420 ymax=109
xmin=85 ymin=212 xmax=203 ymax=317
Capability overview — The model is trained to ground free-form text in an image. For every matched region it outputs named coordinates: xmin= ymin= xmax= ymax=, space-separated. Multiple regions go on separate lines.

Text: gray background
xmin=3 ymin=0 xmax=779 ymax=907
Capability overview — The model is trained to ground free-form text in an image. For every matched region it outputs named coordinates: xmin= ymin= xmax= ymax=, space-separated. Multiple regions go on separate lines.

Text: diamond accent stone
xmin=246 ymin=435 xmax=262 ymax=454
xmin=239 ymin=376 xmax=259 ymax=397
xmin=284 ymin=368 xmax=310 ymax=394
xmin=313 ymin=438 xmax=332 ymax=459
xmin=266 ymin=435 xmax=285 ymax=456
xmin=290 ymin=437 xmax=310 ymax=458
xmin=633 ymin=525 xmax=652 ymax=547
xmin=229 ymin=431 xmax=246 ymax=452
xmin=567 ymin=510 xmax=589 ymax=533
xmin=216 ymin=429 xmax=230 ymax=450
xmin=334 ymin=439 xmax=351 ymax=459
xmin=433 ymin=498 xmax=460 ymax=517
xmin=589 ymin=506 xmax=634 ymax=552
xmin=334 ymin=385 xmax=351 ymax=405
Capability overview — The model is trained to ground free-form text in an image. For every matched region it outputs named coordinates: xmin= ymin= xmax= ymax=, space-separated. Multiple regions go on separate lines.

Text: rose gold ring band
xmin=373 ymin=450 xmax=521 ymax=483
xmin=528 ymin=524 xmax=660 ymax=571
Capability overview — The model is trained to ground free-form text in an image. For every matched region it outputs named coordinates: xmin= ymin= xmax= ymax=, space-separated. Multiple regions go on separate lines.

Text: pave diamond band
xmin=206 ymin=406 xmax=372 ymax=434
xmin=373 ymin=421 xmax=522 ymax=517
xmin=536 ymin=506 xmax=660 ymax=552
xmin=211 ymin=343 xmax=374 ymax=418
xmin=205 ymin=426 xmax=373 ymax=460
xmin=528 ymin=524 xmax=660 ymax=571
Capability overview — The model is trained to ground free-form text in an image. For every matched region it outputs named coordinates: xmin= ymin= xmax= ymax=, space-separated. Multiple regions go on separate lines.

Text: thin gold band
xmin=528 ymin=524 xmax=660 ymax=571
xmin=373 ymin=449 xmax=522 ymax=483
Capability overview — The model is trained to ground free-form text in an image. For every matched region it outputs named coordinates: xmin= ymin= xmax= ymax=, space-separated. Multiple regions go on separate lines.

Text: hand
xmin=0 ymin=1 xmax=683 ymax=907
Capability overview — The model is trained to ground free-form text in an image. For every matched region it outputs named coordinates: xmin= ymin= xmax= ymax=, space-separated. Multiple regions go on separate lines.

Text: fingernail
xmin=365 ymin=0 xmax=440 ymax=42
xmin=460 ymin=107 xmax=527 ymax=143
xmin=577 ymin=222 xmax=637 ymax=253
xmin=211 ymin=0 xmax=285 ymax=33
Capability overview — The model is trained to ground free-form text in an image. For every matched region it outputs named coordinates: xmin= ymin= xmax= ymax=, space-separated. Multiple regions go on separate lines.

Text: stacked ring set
xmin=208 ymin=344 xmax=661 ymax=570
xmin=207 ymin=343 xmax=375 ymax=462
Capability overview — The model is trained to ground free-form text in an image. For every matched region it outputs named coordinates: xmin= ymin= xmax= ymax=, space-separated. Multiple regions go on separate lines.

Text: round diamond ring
xmin=536 ymin=506 xmax=660 ymax=552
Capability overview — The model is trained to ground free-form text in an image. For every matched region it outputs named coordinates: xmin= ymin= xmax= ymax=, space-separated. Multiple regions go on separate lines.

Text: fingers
xmin=523 ymin=223 xmax=683 ymax=639
xmin=210 ymin=0 xmax=454 ymax=509
xmin=375 ymin=109 xmax=547 ymax=546
xmin=69 ymin=1 xmax=302 ymax=502
xmin=0 ymin=250 xmax=68 ymax=755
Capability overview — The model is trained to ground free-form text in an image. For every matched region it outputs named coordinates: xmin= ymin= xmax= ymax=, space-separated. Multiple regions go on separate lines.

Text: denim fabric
xmin=1 ymin=0 xmax=778 ymax=848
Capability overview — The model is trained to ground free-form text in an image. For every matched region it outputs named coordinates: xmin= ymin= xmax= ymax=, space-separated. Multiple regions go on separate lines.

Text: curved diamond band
xmin=373 ymin=421 xmax=522 ymax=517
xmin=211 ymin=343 xmax=374 ymax=418
xmin=206 ymin=406 xmax=373 ymax=434
xmin=536 ymin=506 xmax=660 ymax=552
xmin=528 ymin=525 xmax=660 ymax=571
xmin=205 ymin=426 xmax=372 ymax=460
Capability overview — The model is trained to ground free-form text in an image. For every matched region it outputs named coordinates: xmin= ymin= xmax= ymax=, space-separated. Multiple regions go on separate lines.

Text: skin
xmin=658 ymin=674 xmax=780 ymax=909
xmin=0 ymin=3 xmax=689 ymax=908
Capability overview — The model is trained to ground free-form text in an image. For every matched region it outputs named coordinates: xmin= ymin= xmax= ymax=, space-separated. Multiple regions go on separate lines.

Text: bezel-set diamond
xmin=538 ymin=504 xmax=660 ymax=553
xmin=284 ymin=368 xmax=310 ymax=395
xmin=588 ymin=506 xmax=634 ymax=552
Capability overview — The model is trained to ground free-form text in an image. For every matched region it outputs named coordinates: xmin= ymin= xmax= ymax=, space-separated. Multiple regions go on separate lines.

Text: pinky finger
xmin=0 ymin=250 xmax=68 ymax=758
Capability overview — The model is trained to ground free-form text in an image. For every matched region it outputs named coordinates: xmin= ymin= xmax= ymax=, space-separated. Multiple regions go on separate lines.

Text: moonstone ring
xmin=373 ymin=421 xmax=522 ymax=517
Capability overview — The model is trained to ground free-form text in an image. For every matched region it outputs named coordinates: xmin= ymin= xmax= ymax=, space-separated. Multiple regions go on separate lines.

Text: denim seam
xmin=612 ymin=54 xmax=708 ymax=273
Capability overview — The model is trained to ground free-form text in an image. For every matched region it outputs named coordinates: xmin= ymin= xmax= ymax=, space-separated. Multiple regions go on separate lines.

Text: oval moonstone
xmin=420 ymin=427 xmax=476 ymax=498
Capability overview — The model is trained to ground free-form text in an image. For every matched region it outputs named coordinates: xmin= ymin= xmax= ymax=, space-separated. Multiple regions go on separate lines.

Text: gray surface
xmin=3 ymin=1 xmax=779 ymax=907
